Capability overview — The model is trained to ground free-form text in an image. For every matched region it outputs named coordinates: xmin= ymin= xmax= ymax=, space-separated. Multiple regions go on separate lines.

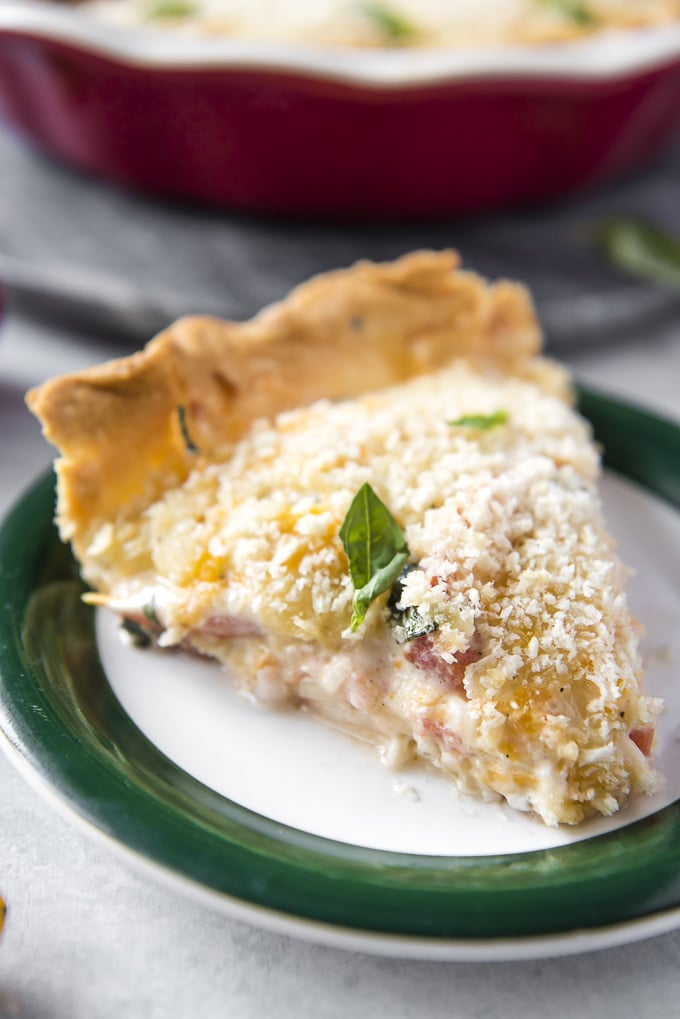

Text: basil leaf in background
xmin=146 ymin=0 xmax=196 ymax=19
xmin=447 ymin=410 xmax=509 ymax=431
xmin=357 ymin=2 xmax=418 ymax=42
xmin=597 ymin=217 xmax=680 ymax=291
xmin=536 ymin=0 xmax=597 ymax=26
xmin=340 ymin=482 xmax=410 ymax=632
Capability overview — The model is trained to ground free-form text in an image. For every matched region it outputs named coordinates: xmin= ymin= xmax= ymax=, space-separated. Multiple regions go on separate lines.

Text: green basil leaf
xmin=536 ymin=0 xmax=597 ymax=26
xmin=597 ymin=217 xmax=680 ymax=290
xmin=146 ymin=0 xmax=196 ymax=20
xmin=447 ymin=410 xmax=509 ymax=431
xmin=357 ymin=2 xmax=418 ymax=42
xmin=339 ymin=482 xmax=409 ymax=632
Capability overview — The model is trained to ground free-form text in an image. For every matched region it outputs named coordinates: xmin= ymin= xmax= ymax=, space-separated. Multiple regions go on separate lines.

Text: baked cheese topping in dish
xmin=27 ymin=251 xmax=662 ymax=827
xmin=77 ymin=0 xmax=680 ymax=47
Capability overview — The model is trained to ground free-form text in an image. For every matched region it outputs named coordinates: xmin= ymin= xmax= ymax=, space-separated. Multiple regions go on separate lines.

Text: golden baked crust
xmin=27 ymin=250 xmax=566 ymax=560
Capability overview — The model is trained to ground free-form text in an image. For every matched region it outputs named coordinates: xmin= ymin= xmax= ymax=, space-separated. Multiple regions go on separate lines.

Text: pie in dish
xmin=27 ymin=250 xmax=662 ymax=826
xmin=77 ymin=0 xmax=680 ymax=48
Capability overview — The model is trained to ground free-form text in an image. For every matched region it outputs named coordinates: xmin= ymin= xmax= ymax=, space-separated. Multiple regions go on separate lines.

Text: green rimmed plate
xmin=1 ymin=388 xmax=680 ymax=960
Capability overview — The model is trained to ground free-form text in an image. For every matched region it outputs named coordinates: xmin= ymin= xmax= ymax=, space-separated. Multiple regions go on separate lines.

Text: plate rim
xmin=3 ymin=718 xmax=680 ymax=964
xmin=2 ymin=386 xmax=680 ymax=953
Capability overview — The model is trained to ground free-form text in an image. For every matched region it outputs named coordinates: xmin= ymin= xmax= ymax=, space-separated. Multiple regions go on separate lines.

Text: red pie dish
xmin=1 ymin=3 xmax=680 ymax=215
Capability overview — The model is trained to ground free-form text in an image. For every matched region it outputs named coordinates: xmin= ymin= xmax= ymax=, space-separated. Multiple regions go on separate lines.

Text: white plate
xmin=2 ymin=395 xmax=680 ymax=960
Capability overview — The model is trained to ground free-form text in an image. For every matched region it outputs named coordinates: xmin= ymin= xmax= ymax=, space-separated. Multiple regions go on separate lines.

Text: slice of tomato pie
xmin=27 ymin=251 xmax=662 ymax=826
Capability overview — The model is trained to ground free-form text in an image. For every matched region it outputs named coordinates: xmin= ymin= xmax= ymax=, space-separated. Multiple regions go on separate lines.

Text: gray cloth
xmin=1 ymin=126 xmax=680 ymax=348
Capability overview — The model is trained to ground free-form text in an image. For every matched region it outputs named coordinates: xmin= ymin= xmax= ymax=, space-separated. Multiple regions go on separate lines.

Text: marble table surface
xmin=1 ymin=124 xmax=680 ymax=1018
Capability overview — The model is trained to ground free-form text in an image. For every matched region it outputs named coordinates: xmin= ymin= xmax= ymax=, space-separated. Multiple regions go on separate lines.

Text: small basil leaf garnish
xmin=340 ymin=482 xmax=409 ymax=632
xmin=597 ymin=217 xmax=680 ymax=290
xmin=146 ymin=0 xmax=196 ymax=19
xmin=447 ymin=410 xmax=509 ymax=431
xmin=357 ymin=1 xmax=418 ymax=42
xmin=537 ymin=0 xmax=597 ymax=26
